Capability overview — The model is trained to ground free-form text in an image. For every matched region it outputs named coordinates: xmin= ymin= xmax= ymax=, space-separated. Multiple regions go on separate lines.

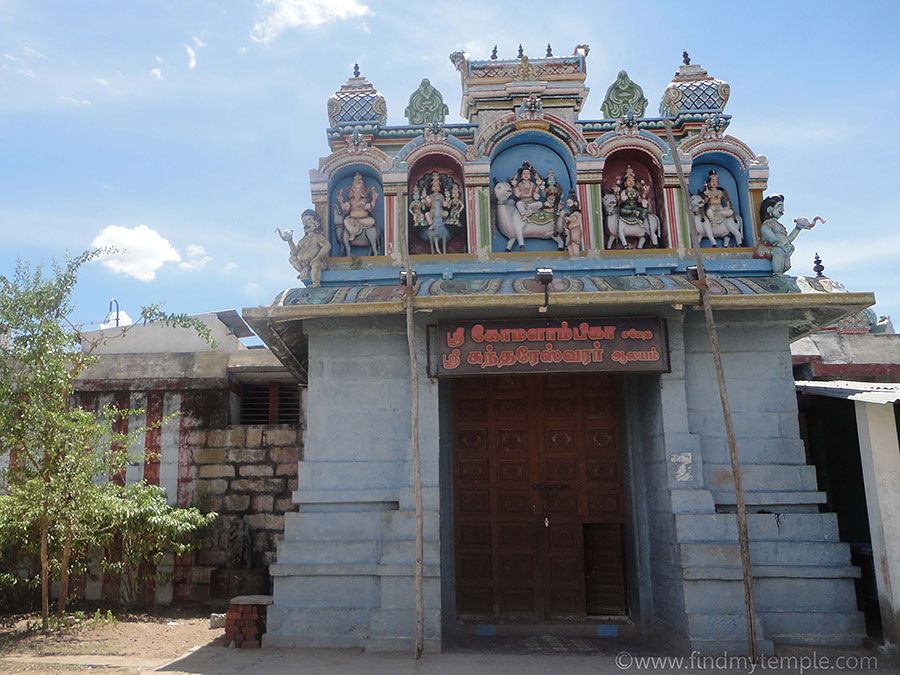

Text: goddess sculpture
xmin=614 ymin=165 xmax=649 ymax=227
xmin=603 ymin=165 xmax=661 ymax=248
xmin=701 ymin=170 xmax=734 ymax=227
xmin=277 ymin=209 xmax=331 ymax=287
xmin=753 ymin=194 xmax=822 ymax=274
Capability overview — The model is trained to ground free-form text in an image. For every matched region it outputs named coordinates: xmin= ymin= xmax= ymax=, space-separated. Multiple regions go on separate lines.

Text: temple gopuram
xmin=244 ymin=46 xmax=874 ymax=653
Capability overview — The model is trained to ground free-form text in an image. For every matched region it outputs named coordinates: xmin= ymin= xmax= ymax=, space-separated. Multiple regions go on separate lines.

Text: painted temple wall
xmin=265 ymin=312 xmax=865 ymax=652
xmin=683 ymin=317 xmax=814 ymax=505
xmin=267 ymin=316 xmax=442 ymax=650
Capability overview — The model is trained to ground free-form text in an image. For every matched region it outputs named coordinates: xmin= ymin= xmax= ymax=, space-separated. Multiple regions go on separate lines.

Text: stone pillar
xmin=855 ymin=400 xmax=900 ymax=644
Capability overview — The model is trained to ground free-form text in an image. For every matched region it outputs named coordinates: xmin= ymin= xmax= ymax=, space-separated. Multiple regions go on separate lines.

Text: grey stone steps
xmin=675 ymin=512 xmax=841 ymax=543
xmin=680 ymin=541 xmax=854 ymax=567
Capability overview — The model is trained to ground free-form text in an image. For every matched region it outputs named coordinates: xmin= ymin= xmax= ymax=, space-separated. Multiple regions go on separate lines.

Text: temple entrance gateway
xmin=452 ymin=373 xmax=626 ymax=620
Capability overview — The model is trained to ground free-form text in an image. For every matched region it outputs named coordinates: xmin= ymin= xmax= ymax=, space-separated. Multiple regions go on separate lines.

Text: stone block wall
xmin=184 ymin=424 xmax=302 ymax=600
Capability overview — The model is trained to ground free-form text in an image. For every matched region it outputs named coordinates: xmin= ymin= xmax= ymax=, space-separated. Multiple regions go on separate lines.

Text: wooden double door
xmin=452 ymin=374 xmax=627 ymax=620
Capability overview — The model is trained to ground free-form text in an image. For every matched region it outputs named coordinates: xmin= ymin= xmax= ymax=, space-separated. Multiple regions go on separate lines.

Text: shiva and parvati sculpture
xmin=493 ymin=161 xmax=568 ymax=252
xmin=333 ymin=172 xmax=382 ymax=257
xmin=753 ymin=194 xmax=824 ymax=274
xmin=277 ymin=209 xmax=331 ymax=287
xmin=689 ymin=169 xmax=744 ymax=247
xmin=603 ymin=165 xmax=661 ymax=249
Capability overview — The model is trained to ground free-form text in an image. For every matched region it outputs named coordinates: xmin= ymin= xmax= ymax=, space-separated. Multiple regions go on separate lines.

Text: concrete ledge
xmin=293 ymin=489 xmax=400 ymax=506
xmin=711 ymin=491 xmax=827 ymax=506
xmin=683 ymin=565 xmax=861 ymax=580
xmin=270 ymin=563 xmax=441 ymax=577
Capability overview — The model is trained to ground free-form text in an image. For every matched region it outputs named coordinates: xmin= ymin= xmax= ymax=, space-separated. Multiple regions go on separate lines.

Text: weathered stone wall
xmin=186 ymin=424 xmax=303 ymax=600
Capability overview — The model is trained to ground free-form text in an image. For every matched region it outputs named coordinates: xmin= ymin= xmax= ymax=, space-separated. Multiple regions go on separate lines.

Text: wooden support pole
xmin=663 ymin=120 xmax=760 ymax=660
xmin=400 ymin=212 xmax=426 ymax=659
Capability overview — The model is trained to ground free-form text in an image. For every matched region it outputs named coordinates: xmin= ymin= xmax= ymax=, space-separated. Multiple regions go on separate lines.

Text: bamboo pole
xmin=399 ymin=210 xmax=425 ymax=658
xmin=663 ymin=120 xmax=759 ymax=660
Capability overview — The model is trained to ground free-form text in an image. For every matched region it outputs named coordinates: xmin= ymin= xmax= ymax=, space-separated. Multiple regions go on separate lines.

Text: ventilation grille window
xmin=277 ymin=385 xmax=300 ymax=424
xmin=239 ymin=384 xmax=300 ymax=425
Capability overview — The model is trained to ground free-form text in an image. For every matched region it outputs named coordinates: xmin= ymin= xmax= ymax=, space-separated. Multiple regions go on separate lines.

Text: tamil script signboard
xmin=434 ymin=317 xmax=669 ymax=376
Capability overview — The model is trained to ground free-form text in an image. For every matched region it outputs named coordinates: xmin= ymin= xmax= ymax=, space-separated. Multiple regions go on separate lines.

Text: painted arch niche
xmin=407 ymin=154 xmax=467 ymax=255
xmin=688 ymin=153 xmax=751 ymax=248
xmin=489 ymin=132 xmax=575 ymax=253
xmin=602 ymin=151 xmax=667 ymax=250
xmin=328 ymin=164 xmax=384 ymax=257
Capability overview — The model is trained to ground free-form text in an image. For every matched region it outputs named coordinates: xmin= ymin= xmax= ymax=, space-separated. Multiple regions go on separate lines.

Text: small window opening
xmin=239 ymin=383 xmax=300 ymax=425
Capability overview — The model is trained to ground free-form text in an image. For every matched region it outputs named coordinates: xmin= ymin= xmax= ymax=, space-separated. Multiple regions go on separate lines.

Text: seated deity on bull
xmin=493 ymin=161 xmax=566 ymax=251
xmin=689 ymin=169 xmax=744 ymax=248
xmin=603 ymin=165 xmax=661 ymax=249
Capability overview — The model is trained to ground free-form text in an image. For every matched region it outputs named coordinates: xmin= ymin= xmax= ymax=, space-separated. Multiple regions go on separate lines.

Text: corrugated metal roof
xmin=795 ymin=380 xmax=900 ymax=404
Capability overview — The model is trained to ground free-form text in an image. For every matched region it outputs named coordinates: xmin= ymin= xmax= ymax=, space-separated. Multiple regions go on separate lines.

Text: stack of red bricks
xmin=223 ymin=595 xmax=273 ymax=648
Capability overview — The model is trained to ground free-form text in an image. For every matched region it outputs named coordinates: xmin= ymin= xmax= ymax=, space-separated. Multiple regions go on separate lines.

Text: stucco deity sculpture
xmin=541 ymin=169 xmax=563 ymax=216
xmin=511 ymin=162 xmax=544 ymax=218
xmin=493 ymin=161 xmax=566 ymax=251
xmin=616 ymin=165 xmax=649 ymax=226
xmin=445 ymin=183 xmax=464 ymax=228
xmin=335 ymin=172 xmax=381 ymax=256
xmin=422 ymin=172 xmax=450 ymax=254
xmin=689 ymin=169 xmax=743 ymax=247
xmin=562 ymin=190 xmax=583 ymax=257
xmin=753 ymin=194 xmax=823 ymax=274
xmin=409 ymin=172 xmax=464 ymax=255
xmin=604 ymin=165 xmax=660 ymax=249
xmin=276 ymin=209 xmax=331 ymax=287
xmin=409 ymin=188 xmax=425 ymax=231
xmin=227 ymin=518 xmax=252 ymax=569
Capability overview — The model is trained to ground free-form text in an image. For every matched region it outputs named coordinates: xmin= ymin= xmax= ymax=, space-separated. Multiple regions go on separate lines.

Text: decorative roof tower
xmin=326 ymin=64 xmax=387 ymax=128
xmin=449 ymin=44 xmax=590 ymax=123
xmin=658 ymin=51 xmax=730 ymax=116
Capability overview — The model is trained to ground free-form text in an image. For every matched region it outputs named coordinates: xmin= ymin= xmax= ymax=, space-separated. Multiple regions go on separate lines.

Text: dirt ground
xmin=0 ymin=605 xmax=223 ymax=673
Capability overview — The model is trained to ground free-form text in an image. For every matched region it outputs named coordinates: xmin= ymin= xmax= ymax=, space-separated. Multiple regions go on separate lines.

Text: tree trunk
xmin=40 ymin=515 xmax=49 ymax=631
xmin=56 ymin=520 xmax=73 ymax=615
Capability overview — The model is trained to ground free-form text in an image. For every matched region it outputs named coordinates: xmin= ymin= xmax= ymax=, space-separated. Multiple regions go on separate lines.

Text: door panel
xmin=453 ymin=374 xmax=626 ymax=619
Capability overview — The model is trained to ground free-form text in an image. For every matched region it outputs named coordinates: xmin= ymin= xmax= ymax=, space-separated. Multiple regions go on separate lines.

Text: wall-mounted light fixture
xmin=534 ymin=267 xmax=554 ymax=313
xmin=399 ymin=269 xmax=418 ymax=287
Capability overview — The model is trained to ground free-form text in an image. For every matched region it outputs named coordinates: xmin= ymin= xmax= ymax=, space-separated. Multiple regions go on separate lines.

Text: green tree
xmin=100 ymin=483 xmax=216 ymax=606
xmin=0 ymin=252 xmax=216 ymax=628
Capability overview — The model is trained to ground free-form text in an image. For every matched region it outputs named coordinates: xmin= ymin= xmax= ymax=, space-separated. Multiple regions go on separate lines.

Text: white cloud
xmin=250 ymin=0 xmax=372 ymax=44
xmin=185 ymin=44 xmax=196 ymax=69
xmin=238 ymin=46 xmax=248 ymax=54
xmin=59 ymin=95 xmax=91 ymax=105
xmin=94 ymin=77 xmax=109 ymax=86
xmin=3 ymin=53 xmax=16 ymax=61
xmin=150 ymin=68 xmax=162 ymax=80
xmin=245 ymin=281 xmax=261 ymax=295
xmin=100 ymin=309 xmax=133 ymax=329
xmin=92 ymin=224 xmax=181 ymax=282
xmin=224 ymin=262 xmax=238 ymax=273
xmin=23 ymin=46 xmax=47 ymax=59
xmin=193 ymin=36 xmax=206 ymax=48
xmin=155 ymin=56 xmax=164 ymax=64
xmin=179 ymin=244 xmax=212 ymax=271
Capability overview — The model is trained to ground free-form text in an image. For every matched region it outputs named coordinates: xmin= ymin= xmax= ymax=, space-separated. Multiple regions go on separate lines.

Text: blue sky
xmin=2 ymin=0 xmax=899 ymax=333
